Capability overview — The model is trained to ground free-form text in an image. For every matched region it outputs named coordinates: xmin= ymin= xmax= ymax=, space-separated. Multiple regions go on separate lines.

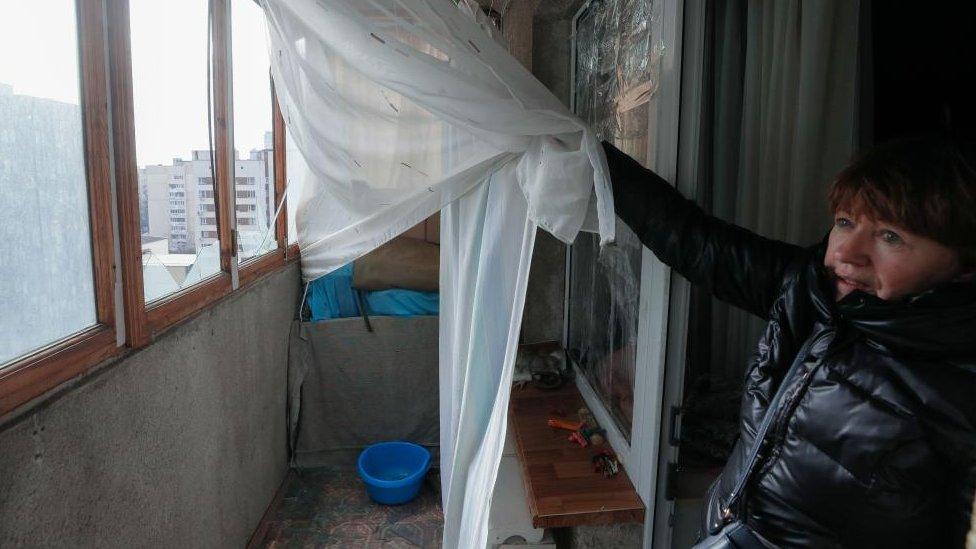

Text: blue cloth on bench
xmin=307 ymin=263 xmax=438 ymax=321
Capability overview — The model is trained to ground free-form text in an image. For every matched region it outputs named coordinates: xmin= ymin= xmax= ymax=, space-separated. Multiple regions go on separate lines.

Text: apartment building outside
xmin=139 ymin=138 xmax=275 ymax=257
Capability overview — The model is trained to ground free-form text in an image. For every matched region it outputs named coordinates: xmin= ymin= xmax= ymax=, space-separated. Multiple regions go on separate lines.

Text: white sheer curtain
xmin=261 ymin=1 xmax=615 ymax=546
xmin=705 ymin=0 xmax=861 ymax=375
xmin=438 ymin=164 xmax=537 ymax=547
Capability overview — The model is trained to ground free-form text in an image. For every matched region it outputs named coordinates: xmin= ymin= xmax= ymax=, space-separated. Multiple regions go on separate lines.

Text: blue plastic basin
xmin=357 ymin=441 xmax=431 ymax=505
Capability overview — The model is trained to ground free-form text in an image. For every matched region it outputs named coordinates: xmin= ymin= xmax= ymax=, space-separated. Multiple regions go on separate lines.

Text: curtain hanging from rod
xmin=261 ymin=0 xmax=616 ymax=546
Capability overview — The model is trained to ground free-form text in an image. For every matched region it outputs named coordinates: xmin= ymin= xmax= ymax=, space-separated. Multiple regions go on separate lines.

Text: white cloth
xmin=261 ymin=1 xmax=616 ymax=547
xmin=263 ymin=0 xmax=615 ymax=281
xmin=439 ymin=166 xmax=537 ymax=548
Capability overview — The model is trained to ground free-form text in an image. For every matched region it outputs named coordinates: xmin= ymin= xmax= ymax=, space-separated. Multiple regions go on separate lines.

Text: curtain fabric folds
xmin=261 ymin=1 xmax=616 ymax=546
xmin=702 ymin=0 xmax=861 ymax=378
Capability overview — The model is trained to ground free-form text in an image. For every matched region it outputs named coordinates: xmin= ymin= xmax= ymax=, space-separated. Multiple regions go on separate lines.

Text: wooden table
xmin=509 ymin=383 xmax=645 ymax=528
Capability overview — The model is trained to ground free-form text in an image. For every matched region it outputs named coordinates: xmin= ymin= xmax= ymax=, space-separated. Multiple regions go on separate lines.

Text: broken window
xmin=567 ymin=0 xmax=661 ymax=441
xmin=232 ymin=0 xmax=278 ymax=261
xmin=285 ymin=129 xmax=309 ymax=244
xmin=130 ymin=0 xmax=222 ymax=302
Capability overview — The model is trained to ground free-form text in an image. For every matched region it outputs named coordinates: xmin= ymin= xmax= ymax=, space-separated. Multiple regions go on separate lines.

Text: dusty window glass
xmin=232 ymin=0 xmax=277 ymax=261
xmin=0 ymin=0 xmax=97 ymax=365
xmin=568 ymin=0 xmax=661 ymax=440
xmin=131 ymin=0 xmax=222 ymax=303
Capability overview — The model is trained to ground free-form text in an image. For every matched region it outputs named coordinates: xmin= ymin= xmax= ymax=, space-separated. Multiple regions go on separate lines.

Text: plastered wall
xmin=0 ymin=263 xmax=301 ymax=548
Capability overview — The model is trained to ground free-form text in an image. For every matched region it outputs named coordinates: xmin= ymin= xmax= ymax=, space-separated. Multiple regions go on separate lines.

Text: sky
xmin=1 ymin=0 xmax=273 ymax=167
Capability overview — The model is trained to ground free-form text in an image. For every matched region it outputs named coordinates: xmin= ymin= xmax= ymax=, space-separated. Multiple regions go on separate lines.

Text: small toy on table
xmin=580 ymin=426 xmax=606 ymax=447
xmin=547 ymin=417 xmax=583 ymax=431
xmin=567 ymin=430 xmax=589 ymax=447
xmin=577 ymin=406 xmax=597 ymax=427
xmin=592 ymin=449 xmax=620 ymax=478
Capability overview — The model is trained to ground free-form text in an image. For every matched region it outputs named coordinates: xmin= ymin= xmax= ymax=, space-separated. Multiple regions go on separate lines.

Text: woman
xmin=602 ymin=138 xmax=976 ymax=547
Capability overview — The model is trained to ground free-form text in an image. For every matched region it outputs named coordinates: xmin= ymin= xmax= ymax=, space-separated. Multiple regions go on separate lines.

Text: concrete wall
xmin=0 ymin=263 xmax=300 ymax=548
xmin=533 ymin=2 xmax=579 ymax=107
xmin=518 ymin=0 xmax=584 ymax=345
xmin=557 ymin=523 xmax=644 ymax=548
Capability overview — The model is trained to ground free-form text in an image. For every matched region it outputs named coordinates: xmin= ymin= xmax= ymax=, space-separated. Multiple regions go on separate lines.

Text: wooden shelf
xmin=509 ymin=384 xmax=645 ymax=529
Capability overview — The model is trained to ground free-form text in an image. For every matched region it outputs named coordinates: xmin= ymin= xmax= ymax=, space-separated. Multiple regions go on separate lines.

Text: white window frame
xmin=566 ymin=0 xmax=687 ymax=546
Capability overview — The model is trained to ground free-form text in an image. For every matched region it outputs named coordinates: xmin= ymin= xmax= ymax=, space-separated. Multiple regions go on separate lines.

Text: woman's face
xmin=824 ymin=211 xmax=962 ymax=301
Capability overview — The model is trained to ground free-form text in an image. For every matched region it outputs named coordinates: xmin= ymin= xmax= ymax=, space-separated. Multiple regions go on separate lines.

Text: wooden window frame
xmin=239 ymin=84 xmax=296 ymax=287
xmin=107 ymin=0 xmax=237 ymax=344
xmin=236 ymin=0 xmax=294 ymax=286
xmin=0 ymin=0 xmax=119 ymax=416
xmin=1 ymin=0 xmax=299 ymax=419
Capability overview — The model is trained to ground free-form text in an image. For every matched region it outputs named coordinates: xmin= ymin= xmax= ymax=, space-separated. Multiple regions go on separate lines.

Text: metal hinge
xmin=668 ymin=405 xmax=683 ymax=446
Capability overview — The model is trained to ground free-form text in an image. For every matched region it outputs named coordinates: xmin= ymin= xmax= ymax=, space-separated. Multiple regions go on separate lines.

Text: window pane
xmin=131 ymin=0 xmax=222 ymax=303
xmin=232 ymin=0 xmax=276 ymax=261
xmin=567 ymin=0 xmax=658 ymax=441
xmin=285 ymin=129 xmax=309 ymax=244
xmin=0 ymin=0 xmax=97 ymax=365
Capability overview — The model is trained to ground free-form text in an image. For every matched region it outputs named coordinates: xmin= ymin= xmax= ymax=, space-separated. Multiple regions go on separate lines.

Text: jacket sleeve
xmin=603 ymin=141 xmax=806 ymax=319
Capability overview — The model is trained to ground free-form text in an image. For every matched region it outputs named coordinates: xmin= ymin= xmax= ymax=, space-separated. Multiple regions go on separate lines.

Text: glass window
xmin=130 ymin=0 xmax=222 ymax=303
xmin=232 ymin=0 xmax=277 ymax=261
xmin=567 ymin=0 xmax=658 ymax=441
xmin=0 ymin=0 xmax=97 ymax=365
xmin=285 ymin=129 xmax=309 ymax=244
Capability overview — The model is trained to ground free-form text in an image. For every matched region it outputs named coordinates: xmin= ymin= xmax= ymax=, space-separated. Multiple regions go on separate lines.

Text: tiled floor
xmin=258 ymin=469 xmax=444 ymax=548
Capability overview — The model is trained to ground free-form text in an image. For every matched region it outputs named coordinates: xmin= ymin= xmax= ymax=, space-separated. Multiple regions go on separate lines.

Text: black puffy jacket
xmin=603 ymin=142 xmax=976 ymax=547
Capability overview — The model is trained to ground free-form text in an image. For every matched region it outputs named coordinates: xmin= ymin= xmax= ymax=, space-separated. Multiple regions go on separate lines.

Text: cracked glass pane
xmin=568 ymin=0 xmax=661 ymax=440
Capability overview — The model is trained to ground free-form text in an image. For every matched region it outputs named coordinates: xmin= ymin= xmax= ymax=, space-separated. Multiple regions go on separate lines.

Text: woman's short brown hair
xmin=828 ymin=137 xmax=976 ymax=268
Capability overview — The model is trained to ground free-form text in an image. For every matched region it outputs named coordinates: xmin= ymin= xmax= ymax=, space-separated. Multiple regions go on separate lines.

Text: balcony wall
xmin=0 ymin=263 xmax=301 ymax=548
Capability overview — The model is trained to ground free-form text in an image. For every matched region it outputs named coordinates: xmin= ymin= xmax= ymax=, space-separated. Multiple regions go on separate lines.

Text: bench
xmin=509 ymin=383 xmax=645 ymax=528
